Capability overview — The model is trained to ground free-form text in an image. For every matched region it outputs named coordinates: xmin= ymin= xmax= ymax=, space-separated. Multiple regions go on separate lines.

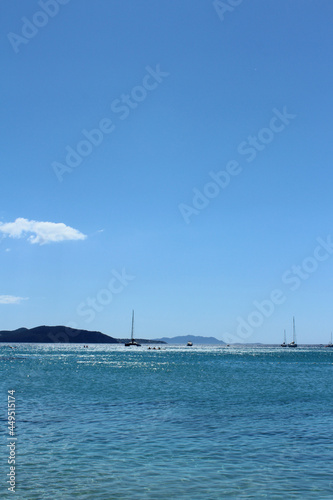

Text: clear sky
xmin=1 ymin=0 xmax=333 ymax=343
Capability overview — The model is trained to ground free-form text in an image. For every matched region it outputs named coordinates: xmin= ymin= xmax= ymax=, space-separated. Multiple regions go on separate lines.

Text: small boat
xmin=288 ymin=317 xmax=297 ymax=347
xmin=187 ymin=341 xmax=193 ymax=346
xmin=325 ymin=332 xmax=333 ymax=348
xmin=125 ymin=310 xmax=141 ymax=347
xmin=281 ymin=329 xmax=287 ymax=347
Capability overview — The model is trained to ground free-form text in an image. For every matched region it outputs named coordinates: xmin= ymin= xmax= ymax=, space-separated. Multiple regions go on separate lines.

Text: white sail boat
xmin=325 ymin=332 xmax=333 ymax=348
xmin=125 ymin=310 xmax=141 ymax=347
xmin=281 ymin=329 xmax=287 ymax=347
xmin=288 ymin=317 xmax=297 ymax=347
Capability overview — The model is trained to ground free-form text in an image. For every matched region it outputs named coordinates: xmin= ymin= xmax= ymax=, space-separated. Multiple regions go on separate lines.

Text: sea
xmin=1 ymin=344 xmax=333 ymax=499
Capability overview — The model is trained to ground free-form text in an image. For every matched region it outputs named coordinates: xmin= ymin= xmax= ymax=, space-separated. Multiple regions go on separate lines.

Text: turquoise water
xmin=1 ymin=344 xmax=333 ymax=499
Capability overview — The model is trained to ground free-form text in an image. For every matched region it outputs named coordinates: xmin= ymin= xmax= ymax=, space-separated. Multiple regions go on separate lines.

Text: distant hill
xmin=0 ymin=325 xmax=120 ymax=344
xmin=154 ymin=335 xmax=225 ymax=345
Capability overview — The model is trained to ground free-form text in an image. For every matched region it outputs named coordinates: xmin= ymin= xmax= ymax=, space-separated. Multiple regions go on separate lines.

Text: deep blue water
xmin=1 ymin=344 xmax=333 ymax=499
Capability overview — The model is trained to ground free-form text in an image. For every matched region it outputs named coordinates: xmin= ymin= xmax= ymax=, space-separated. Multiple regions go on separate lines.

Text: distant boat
xmin=125 ymin=310 xmax=141 ymax=347
xmin=325 ymin=332 xmax=333 ymax=348
xmin=288 ymin=317 xmax=297 ymax=347
xmin=281 ymin=329 xmax=287 ymax=347
xmin=187 ymin=341 xmax=193 ymax=346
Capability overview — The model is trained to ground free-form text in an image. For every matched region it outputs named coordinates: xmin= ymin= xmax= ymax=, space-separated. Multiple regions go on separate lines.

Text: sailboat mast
xmin=131 ymin=310 xmax=134 ymax=341
xmin=284 ymin=329 xmax=286 ymax=344
xmin=293 ymin=317 xmax=295 ymax=343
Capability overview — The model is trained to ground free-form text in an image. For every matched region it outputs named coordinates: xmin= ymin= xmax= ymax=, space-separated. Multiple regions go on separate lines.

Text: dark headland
xmin=0 ymin=326 xmax=120 ymax=344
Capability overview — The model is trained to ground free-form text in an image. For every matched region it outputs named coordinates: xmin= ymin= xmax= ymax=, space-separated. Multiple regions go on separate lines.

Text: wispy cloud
xmin=0 ymin=295 xmax=28 ymax=304
xmin=0 ymin=218 xmax=87 ymax=245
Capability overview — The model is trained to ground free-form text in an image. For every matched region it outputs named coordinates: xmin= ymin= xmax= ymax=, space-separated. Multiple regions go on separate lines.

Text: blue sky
xmin=1 ymin=0 xmax=333 ymax=343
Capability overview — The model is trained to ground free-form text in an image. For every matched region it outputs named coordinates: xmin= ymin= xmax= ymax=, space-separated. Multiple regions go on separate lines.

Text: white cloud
xmin=0 ymin=295 xmax=28 ymax=304
xmin=0 ymin=218 xmax=87 ymax=245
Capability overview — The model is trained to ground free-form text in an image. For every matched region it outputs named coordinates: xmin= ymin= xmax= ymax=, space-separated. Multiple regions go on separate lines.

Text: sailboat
xmin=281 ymin=329 xmax=287 ymax=347
xmin=288 ymin=317 xmax=297 ymax=347
xmin=325 ymin=332 xmax=333 ymax=348
xmin=125 ymin=310 xmax=141 ymax=347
